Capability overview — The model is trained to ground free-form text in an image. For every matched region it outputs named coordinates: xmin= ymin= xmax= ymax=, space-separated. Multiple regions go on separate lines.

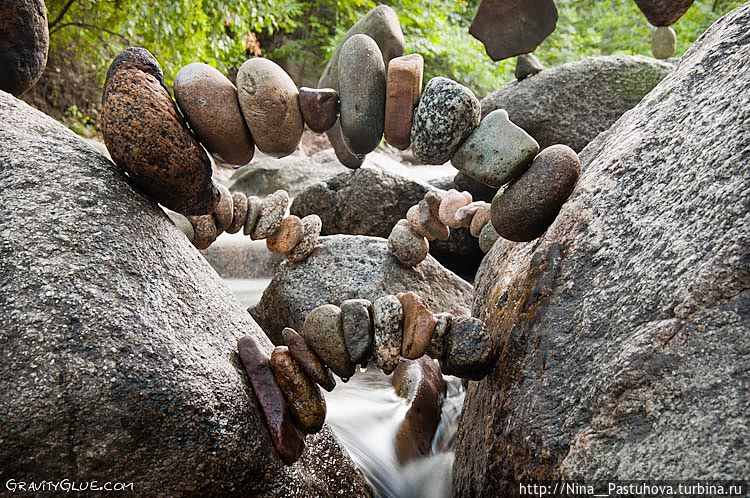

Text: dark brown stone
xmin=398 ymin=291 xmax=437 ymax=360
xmin=0 ymin=0 xmax=48 ymax=96
xmin=470 ymin=0 xmax=558 ymax=61
xmin=441 ymin=316 xmax=494 ymax=380
xmin=635 ymin=0 xmax=694 ymax=26
xmin=299 ymin=87 xmax=339 ymax=133
xmin=341 ymin=298 xmax=373 ymax=365
xmin=270 ymin=346 xmax=327 ymax=434
xmin=282 ymin=327 xmax=336 ymax=392
xmin=101 ymin=48 xmax=217 ymax=215
xmin=491 ymin=144 xmax=580 ymax=242
xmin=237 ymin=336 xmax=305 ymax=465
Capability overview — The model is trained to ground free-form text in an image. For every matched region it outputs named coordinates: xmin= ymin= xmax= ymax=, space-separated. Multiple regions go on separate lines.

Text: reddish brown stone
xmin=0 ymin=0 xmax=48 ymax=96
xmin=470 ymin=0 xmax=558 ymax=62
xmin=282 ymin=327 xmax=336 ymax=392
xmin=398 ymin=291 xmax=437 ymax=360
xmin=101 ymin=48 xmax=217 ymax=215
xmin=384 ymin=54 xmax=424 ymax=150
xmin=635 ymin=0 xmax=694 ymax=26
xmin=266 ymin=215 xmax=304 ymax=254
xmin=237 ymin=336 xmax=305 ymax=464
xmin=270 ymin=346 xmax=327 ymax=434
xmin=299 ymin=87 xmax=339 ymax=133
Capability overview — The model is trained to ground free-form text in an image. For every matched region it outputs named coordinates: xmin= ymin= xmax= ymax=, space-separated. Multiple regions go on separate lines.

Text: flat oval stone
xmin=438 ymin=189 xmax=472 ymax=227
xmin=299 ymin=87 xmax=339 ymax=133
xmin=372 ymin=295 xmax=403 ymax=374
xmin=282 ymin=327 xmax=336 ymax=392
xmin=469 ymin=202 xmax=492 ymax=237
xmin=385 ymin=54 xmax=424 ymax=150
xmin=188 ymin=214 xmax=216 ymax=250
xmin=243 ymin=196 xmax=262 ymax=236
xmin=478 ymin=221 xmax=499 ymax=253
xmin=213 ymin=183 xmax=233 ymax=233
xmin=341 ymin=299 xmax=373 ymax=365
xmin=236 ymin=58 xmax=303 ymax=158
xmin=441 ymin=316 xmax=494 ymax=380
xmin=266 ymin=215 xmax=304 ymax=254
xmin=635 ymin=0 xmax=694 ymax=26
xmin=0 ymin=0 xmax=48 ymax=96
xmin=452 ymin=109 xmax=540 ymax=188
xmin=388 ymin=219 xmax=429 ymax=267
xmin=339 ymin=34 xmax=386 ymax=155
xmin=270 ymin=346 xmax=327 ymax=434
xmin=302 ymin=304 xmax=355 ymax=379
xmin=237 ymin=336 xmax=305 ymax=464
xmin=286 ymin=214 xmax=322 ymax=263
xmin=491 ymin=144 xmax=580 ymax=242
xmin=101 ymin=48 xmax=217 ymax=215
xmin=227 ymin=191 xmax=248 ymax=234
xmin=327 ymin=123 xmax=365 ymax=169
xmin=426 ymin=312 xmax=452 ymax=363
xmin=515 ymin=53 xmax=544 ymax=81
xmin=397 ymin=292 xmax=437 ymax=360
xmin=173 ymin=62 xmax=254 ymax=165
xmin=411 ymin=77 xmax=480 ymax=165
xmin=651 ymin=26 xmax=677 ymax=59
xmin=252 ymin=190 xmax=289 ymax=240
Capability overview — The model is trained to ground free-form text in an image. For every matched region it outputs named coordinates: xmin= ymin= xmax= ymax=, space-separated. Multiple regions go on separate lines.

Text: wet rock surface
xmin=282 ymin=327 xmax=336 ymax=392
xmin=341 ymin=298 xmax=374 ymax=365
xmin=269 ymin=346 xmax=327 ymax=434
xmin=302 ymin=304 xmax=356 ymax=379
xmin=0 ymin=0 xmax=48 ymax=96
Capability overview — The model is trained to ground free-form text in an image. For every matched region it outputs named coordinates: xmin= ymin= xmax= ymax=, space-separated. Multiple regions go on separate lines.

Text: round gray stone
xmin=388 ymin=219 xmax=429 ymax=267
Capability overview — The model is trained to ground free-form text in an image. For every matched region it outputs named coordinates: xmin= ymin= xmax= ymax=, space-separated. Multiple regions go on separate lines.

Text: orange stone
xmin=384 ymin=54 xmax=424 ymax=150
xmin=398 ymin=291 xmax=437 ymax=359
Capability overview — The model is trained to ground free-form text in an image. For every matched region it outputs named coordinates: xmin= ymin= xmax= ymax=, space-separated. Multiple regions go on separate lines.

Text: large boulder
xmin=253 ymin=235 xmax=473 ymax=344
xmin=480 ymin=55 xmax=673 ymax=152
xmin=454 ymin=6 xmax=750 ymax=496
xmin=0 ymin=92 xmax=369 ymax=497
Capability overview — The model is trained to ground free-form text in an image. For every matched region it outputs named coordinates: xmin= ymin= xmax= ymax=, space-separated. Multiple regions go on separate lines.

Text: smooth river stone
xmin=237 ymin=336 xmax=305 ymax=464
xmin=470 ymin=0 xmax=558 ymax=61
xmin=411 ymin=77 xmax=480 ymax=165
xmin=339 ymin=34 xmax=386 ymax=155
xmin=441 ymin=316 xmax=494 ymax=380
xmin=491 ymin=144 xmax=580 ymax=242
xmin=515 ymin=53 xmax=544 ymax=81
xmin=167 ymin=211 xmax=195 ymax=241
xmin=302 ymin=304 xmax=355 ymax=380
xmin=282 ymin=327 xmax=336 ymax=392
xmin=266 ymin=215 xmax=304 ymax=254
xmin=426 ymin=312 xmax=452 ymax=363
xmin=252 ymin=190 xmax=289 ymax=240
xmin=299 ymin=87 xmax=339 ymax=133
xmin=372 ymin=295 xmax=403 ymax=374
xmin=243 ymin=196 xmax=262 ymax=236
xmin=341 ymin=299 xmax=373 ymax=365
xmin=270 ymin=346 xmax=327 ymax=434
xmin=327 ymin=123 xmax=365 ymax=169
xmin=478 ymin=221 xmax=499 ymax=253
xmin=187 ymin=214 xmax=216 ymax=250
xmin=0 ymin=0 xmax=48 ymax=96
xmin=173 ymin=62 xmax=254 ymax=165
xmin=397 ymin=292 xmax=437 ymax=360
xmin=634 ymin=0 xmax=694 ymax=26
xmin=651 ymin=26 xmax=677 ymax=60
xmin=236 ymin=57 xmax=303 ymax=158
xmin=213 ymin=183 xmax=233 ymax=233
xmin=286 ymin=214 xmax=322 ymax=263
xmin=388 ymin=219 xmax=429 ymax=267
xmin=101 ymin=48 xmax=217 ymax=215
xmin=227 ymin=191 xmax=248 ymax=234
xmin=469 ymin=202 xmax=492 ymax=237
xmin=452 ymin=109 xmax=540 ymax=188
xmin=438 ymin=189 xmax=472 ymax=228
xmin=454 ymin=201 xmax=490 ymax=229
xmin=384 ymin=54 xmax=424 ymax=150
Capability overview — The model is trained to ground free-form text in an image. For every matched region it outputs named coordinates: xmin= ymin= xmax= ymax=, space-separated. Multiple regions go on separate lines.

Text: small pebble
xmin=384 ymin=54 xmax=424 ymax=150
xmin=227 ymin=191 xmax=248 ymax=234
xmin=243 ymin=196 xmax=262 ymax=236
xmin=270 ymin=346 xmax=327 ymax=434
xmin=426 ymin=312 xmax=452 ymax=363
xmin=515 ymin=53 xmax=544 ymax=80
xmin=388 ymin=219 xmax=429 ymax=267
xmin=188 ymin=214 xmax=216 ymax=250
xmin=469 ymin=202 xmax=492 ymax=237
xmin=267 ymin=215 xmax=304 ymax=254
xmin=454 ymin=201 xmax=489 ymax=229
xmin=252 ymin=190 xmax=289 ymax=240
xmin=651 ymin=26 xmax=677 ymax=59
xmin=438 ymin=189 xmax=472 ymax=227
xmin=441 ymin=316 xmax=494 ymax=380
xmin=341 ymin=299 xmax=374 ymax=365
xmin=421 ymin=192 xmax=450 ymax=240
xmin=282 ymin=327 xmax=336 ymax=392
xmin=213 ymin=183 xmax=233 ymax=233
xmin=478 ymin=221 xmax=499 ymax=253
xmin=286 ymin=214 xmax=322 ymax=263
xmin=397 ymin=292 xmax=437 ymax=360
xmin=299 ymin=87 xmax=339 ymax=133
xmin=302 ymin=304 xmax=355 ymax=379
xmin=372 ymin=295 xmax=403 ymax=375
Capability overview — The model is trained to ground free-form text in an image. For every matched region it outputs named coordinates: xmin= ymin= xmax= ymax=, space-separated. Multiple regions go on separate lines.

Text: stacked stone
xmin=634 ymin=0 xmax=695 ymax=59
xmin=237 ymin=291 xmax=492 ymax=465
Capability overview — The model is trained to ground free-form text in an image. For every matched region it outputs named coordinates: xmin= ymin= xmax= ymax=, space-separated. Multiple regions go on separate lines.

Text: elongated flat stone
xmin=302 ymin=304 xmax=355 ymax=379
xmin=252 ymin=190 xmax=289 ymax=240
xmin=441 ymin=316 xmax=494 ymax=380
xmin=286 ymin=214 xmax=322 ymax=263
xmin=299 ymin=87 xmax=339 ymax=133
xmin=385 ymin=54 xmax=424 ymax=150
xmin=469 ymin=203 xmax=492 ymax=237
xmin=270 ymin=346 xmax=327 ymax=434
xmin=372 ymin=295 xmax=403 ymax=374
xmin=426 ymin=312 xmax=452 ymax=363
xmin=282 ymin=327 xmax=336 ymax=392
xmin=243 ymin=196 xmax=261 ymax=236
xmin=227 ymin=191 xmax=248 ymax=234
xmin=213 ymin=183 xmax=233 ymax=233
xmin=237 ymin=336 xmax=305 ymax=464
xmin=398 ymin=292 xmax=437 ymax=360
xmin=341 ymin=299 xmax=373 ymax=364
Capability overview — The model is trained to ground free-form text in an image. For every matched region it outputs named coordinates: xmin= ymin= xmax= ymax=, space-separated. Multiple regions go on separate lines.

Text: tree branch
xmin=49 ymin=22 xmax=130 ymax=44
xmin=48 ymin=0 xmax=77 ymax=31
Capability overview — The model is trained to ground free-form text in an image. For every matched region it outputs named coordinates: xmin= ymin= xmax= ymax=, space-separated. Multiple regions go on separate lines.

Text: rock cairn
xmin=635 ymin=0 xmax=695 ymax=59
xmin=237 ymin=291 xmax=493 ymax=464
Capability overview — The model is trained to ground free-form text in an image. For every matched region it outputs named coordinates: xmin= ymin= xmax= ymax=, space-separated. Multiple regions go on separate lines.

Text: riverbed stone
xmin=478 ymin=221 xmax=499 ymax=253
xmin=652 ymin=26 xmax=677 ymax=59
xmin=238 ymin=336 xmax=305 ymax=464
xmin=341 ymin=299 xmax=373 ymax=365
xmin=266 ymin=215 xmax=304 ymax=254
xmin=372 ymin=295 xmax=404 ymax=374
xmin=227 ymin=191 xmax=248 ymax=234
xmin=515 ymin=53 xmax=544 ymax=80
xmin=302 ymin=304 xmax=356 ymax=380
xmin=237 ymin=58 xmax=303 ymax=158
xmin=385 ymin=54 xmax=424 ymax=150
xmin=426 ymin=312 xmax=452 ymax=362
xmin=243 ymin=195 xmax=262 ymax=236
xmin=282 ymin=327 xmax=336 ymax=392
xmin=101 ymin=48 xmax=217 ymax=215
xmin=252 ymin=189 xmax=289 ymax=240
xmin=188 ymin=214 xmax=217 ymax=250
xmin=635 ymin=0 xmax=694 ymax=26
xmin=411 ymin=77 xmax=481 ymax=165
xmin=398 ymin=292 xmax=437 ymax=360
xmin=299 ymin=87 xmax=339 ymax=133
xmin=173 ymin=62 xmax=254 ymax=165
xmin=438 ymin=189 xmax=472 ymax=227
xmin=441 ymin=316 xmax=493 ymax=380
xmin=213 ymin=183 xmax=234 ymax=233
xmin=453 ymin=201 xmax=489 ymax=229
xmin=270 ymin=346 xmax=327 ymax=434
xmin=0 ymin=0 xmax=48 ymax=96
xmin=388 ymin=219 xmax=429 ymax=267
xmin=452 ymin=109 xmax=539 ymax=188
xmin=469 ymin=202 xmax=492 ymax=237
xmin=491 ymin=144 xmax=580 ymax=242
xmin=286 ymin=214 xmax=322 ymax=263
xmin=339 ymin=34 xmax=386 ymax=155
